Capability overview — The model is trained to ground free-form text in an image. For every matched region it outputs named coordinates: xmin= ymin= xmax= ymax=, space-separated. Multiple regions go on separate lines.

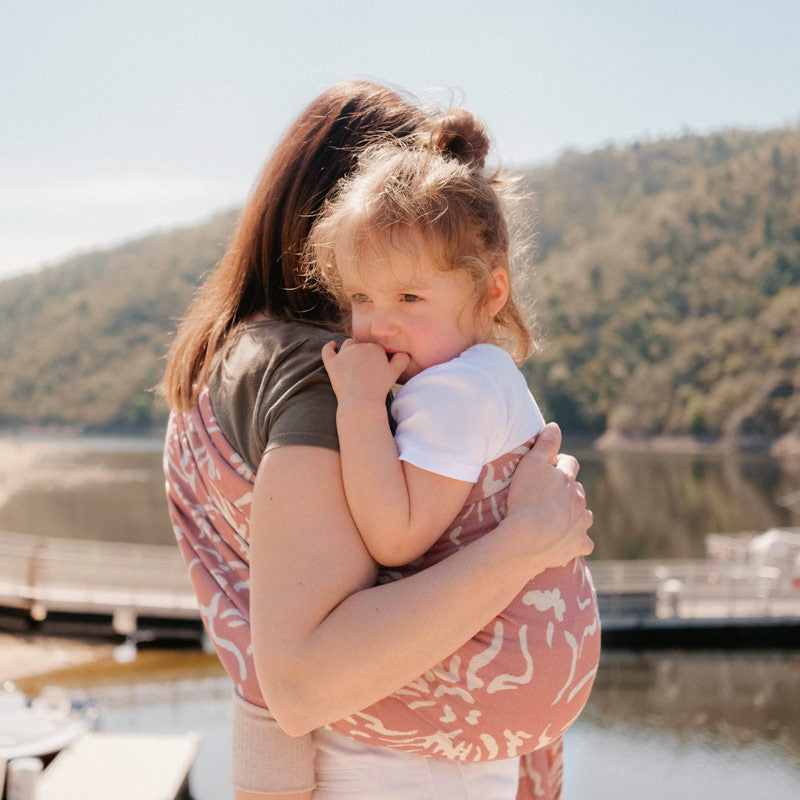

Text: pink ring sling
xmin=164 ymin=390 xmax=601 ymax=800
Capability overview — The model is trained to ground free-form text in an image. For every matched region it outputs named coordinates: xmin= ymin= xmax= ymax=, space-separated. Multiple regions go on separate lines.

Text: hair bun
xmin=429 ymin=108 xmax=490 ymax=169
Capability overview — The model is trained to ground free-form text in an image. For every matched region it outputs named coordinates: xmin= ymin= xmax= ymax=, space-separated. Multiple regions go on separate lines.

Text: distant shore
xmin=2 ymin=427 xmax=799 ymax=459
xmin=0 ymin=437 xmax=161 ymax=512
xmin=592 ymin=430 xmax=800 ymax=458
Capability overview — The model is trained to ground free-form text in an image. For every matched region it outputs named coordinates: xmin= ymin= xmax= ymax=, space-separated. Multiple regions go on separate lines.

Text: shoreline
xmin=586 ymin=430 xmax=800 ymax=458
xmin=2 ymin=428 xmax=799 ymax=458
xmin=0 ymin=631 xmax=115 ymax=685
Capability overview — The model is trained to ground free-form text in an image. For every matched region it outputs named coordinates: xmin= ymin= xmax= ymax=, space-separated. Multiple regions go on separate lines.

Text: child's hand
xmin=321 ymin=339 xmax=410 ymax=403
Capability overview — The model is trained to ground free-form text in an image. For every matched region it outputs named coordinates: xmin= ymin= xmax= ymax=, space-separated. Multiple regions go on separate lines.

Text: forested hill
xmin=0 ymin=210 xmax=238 ymax=430
xmin=1 ymin=126 xmax=799 ymax=445
xmin=521 ymin=127 xmax=800 ymax=445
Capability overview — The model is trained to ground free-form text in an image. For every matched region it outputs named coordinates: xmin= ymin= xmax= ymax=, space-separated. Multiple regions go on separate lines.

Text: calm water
xmin=1 ymin=436 xmax=798 ymax=556
xmin=3 ymin=436 xmax=800 ymax=798
xmin=38 ymin=650 xmax=800 ymax=800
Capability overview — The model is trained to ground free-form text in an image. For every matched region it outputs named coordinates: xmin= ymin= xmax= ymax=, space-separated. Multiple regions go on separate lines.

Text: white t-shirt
xmin=391 ymin=343 xmax=546 ymax=483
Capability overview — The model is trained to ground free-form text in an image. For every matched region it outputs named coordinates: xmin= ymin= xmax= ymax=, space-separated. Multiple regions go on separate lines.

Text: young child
xmin=305 ymin=110 xmax=599 ymax=798
xmin=309 ymin=109 xmax=546 ymax=569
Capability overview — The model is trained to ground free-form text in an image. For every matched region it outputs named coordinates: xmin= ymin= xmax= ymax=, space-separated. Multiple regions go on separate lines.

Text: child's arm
xmin=322 ymin=339 xmax=473 ymax=566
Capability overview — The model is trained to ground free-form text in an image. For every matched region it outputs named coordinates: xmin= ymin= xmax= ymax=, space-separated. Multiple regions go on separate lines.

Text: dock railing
xmin=591 ymin=552 xmax=798 ymax=624
xmin=0 ymin=531 xmax=198 ymax=631
xmin=2 ymin=529 xmax=799 ymax=636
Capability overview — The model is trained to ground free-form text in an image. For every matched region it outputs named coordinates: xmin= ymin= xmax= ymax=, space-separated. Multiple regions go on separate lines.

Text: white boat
xmin=706 ymin=527 xmax=800 ymax=588
xmin=0 ymin=685 xmax=95 ymax=795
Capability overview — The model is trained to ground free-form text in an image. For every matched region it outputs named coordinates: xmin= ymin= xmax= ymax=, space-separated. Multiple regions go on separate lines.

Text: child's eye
xmin=350 ymin=293 xmax=370 ymax=304
xmin=401 ymin=294 xmax=420 ymax=303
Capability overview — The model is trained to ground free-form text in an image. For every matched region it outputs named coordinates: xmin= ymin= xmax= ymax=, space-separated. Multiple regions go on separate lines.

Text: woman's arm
xmin=250 ymin=422 xmax=592 ymax=736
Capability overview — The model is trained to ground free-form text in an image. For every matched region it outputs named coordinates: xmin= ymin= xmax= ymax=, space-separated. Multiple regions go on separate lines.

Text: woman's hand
xmin=505 ymin=422 xmax=594 ymax=572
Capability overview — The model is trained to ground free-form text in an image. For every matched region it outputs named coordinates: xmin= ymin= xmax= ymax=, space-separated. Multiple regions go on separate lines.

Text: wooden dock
xmin=0 ymin=530 xmax=201 ymax=641
xmin=590 ymin=552 xmax=800 ymax=647
xmin=36 ymin=732 xmax=199 ymax=800
xmin=1 ymin=528 xmax=799 ymax=647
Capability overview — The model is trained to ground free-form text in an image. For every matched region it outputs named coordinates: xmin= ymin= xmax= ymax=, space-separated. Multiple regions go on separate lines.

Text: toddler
xmin=312 ymin=109 xmax=544 ymax=568
xmin=305 ymin=109 xmax=600 ymax=797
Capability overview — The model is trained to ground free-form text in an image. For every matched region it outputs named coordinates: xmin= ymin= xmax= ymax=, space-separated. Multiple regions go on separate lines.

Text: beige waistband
xmin=231 ymin=690 xmax=316 ymax=794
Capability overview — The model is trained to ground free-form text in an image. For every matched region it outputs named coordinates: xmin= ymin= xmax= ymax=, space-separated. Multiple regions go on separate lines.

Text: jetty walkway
xmin=1 ymin=529 xmax=799 ymax=647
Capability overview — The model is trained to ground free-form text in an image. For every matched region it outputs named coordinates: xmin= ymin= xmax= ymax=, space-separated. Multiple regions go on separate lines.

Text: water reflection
xmin=0 ymin=439 xmax=173 ymax=545
xmin=589 ymin=650 xmax=800 ymax=756
xmin=572 ymin=449 xmax=800 ymax=559
xmin=0 ymin=438 xmax=798 ymax=558
xmin=566 ymin=649 xmax=800 ymax=800
xmin=17 ymin=650 xmax=800 ymax=800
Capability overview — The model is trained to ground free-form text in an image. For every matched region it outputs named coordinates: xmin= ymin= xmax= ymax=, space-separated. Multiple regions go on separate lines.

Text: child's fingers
xmin=387 ymin=351 xmax=411 ymax=383
xmin=320 ymin=340 xmax=338 ymax=370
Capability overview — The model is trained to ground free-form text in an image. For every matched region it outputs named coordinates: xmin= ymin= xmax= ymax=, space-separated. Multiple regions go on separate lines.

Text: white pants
xmin=312 ymin=728 xmax=520 ymax=799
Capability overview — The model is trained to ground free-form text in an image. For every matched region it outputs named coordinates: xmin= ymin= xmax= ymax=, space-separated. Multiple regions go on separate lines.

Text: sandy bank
xmin=0 ymin=632 xmax=114 ymax=684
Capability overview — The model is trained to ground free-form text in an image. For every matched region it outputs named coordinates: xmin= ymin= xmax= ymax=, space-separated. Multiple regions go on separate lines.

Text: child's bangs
xmin=336 ymin=221 xmax=453 ymax=286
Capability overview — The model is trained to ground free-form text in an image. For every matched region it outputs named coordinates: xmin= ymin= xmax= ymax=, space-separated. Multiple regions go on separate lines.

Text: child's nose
xmin=370 ymin=308 xmax=398 ymax=339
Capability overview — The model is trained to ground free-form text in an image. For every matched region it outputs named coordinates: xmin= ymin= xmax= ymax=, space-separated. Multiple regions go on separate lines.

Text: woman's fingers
xmin=530 ymin=422 xmax=561 ymax=466
xmin=555 ymin=453 xmax=580 ymax=481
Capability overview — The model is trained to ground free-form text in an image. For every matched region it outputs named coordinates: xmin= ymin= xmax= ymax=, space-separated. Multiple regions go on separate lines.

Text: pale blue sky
xmin=2 ymin=0 xmax=799 ymax=279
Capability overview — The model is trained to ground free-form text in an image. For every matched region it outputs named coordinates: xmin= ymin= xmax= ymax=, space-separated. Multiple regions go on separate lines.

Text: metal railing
xmin=3 ymin=528 xmax=799 ymax=630
xmin=590 ymin=556 xmax=799 ymax=622
xmin=0 ymin=531 xmax=198 ymax=623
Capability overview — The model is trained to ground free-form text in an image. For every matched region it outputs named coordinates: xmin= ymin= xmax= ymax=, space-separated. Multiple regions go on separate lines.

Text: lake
xmin=1 ymin=436 xmax=798 ymax=556
xmin=19 ymin=649 xmax=800 ymax=800
xmin=2 ymin=436 xmax=799 ymax=799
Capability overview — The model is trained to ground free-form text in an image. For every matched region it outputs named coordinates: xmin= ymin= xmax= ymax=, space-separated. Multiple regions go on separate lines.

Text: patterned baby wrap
xmin=327 ymin=442 xmax=601 ymax=759
xmin=164 ymin=389 xmax=601 ymax=799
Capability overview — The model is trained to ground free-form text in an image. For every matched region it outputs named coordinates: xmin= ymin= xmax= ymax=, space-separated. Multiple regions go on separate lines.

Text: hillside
xmin=0 ymin=210 xmax=238 ymax=429
xmin=521 ymin=128 xmax=800 ymax=444
xmin=1 ymin=127 xmax=798 ymax=444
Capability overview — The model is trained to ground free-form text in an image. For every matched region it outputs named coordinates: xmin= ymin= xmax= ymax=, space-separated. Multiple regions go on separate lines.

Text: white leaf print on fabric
xmin=466 ymin=621 xmax=504 ymax=690
xmin=487 ymin=624 xmax=534 ymax=693
xmin=521 ymin=588 xmax=566 ymax=621
xmin=480 ymin=733 xmax=499 ymax=759
xmin=199 ymin=592 xmax=248 ymax=682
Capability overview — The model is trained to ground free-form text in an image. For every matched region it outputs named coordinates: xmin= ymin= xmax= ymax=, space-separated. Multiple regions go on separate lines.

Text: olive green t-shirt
xmin=208 ymin=317 xmax=346 ymax=474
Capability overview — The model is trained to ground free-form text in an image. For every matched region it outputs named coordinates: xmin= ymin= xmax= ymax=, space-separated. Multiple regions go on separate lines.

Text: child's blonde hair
xmin=305 ymin=108 xmax=534 ymax=364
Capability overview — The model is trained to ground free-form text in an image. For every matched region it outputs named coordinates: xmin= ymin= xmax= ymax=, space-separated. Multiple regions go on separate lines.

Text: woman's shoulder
xmin=231 ymin=316 xmax=345 ymax=365
xmin=209 ymin=317 xmax=345 ymax=472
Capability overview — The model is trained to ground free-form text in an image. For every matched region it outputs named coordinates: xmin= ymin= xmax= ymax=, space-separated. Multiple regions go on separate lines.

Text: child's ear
xmin=484 ymin=267 xmax=510 ymax=319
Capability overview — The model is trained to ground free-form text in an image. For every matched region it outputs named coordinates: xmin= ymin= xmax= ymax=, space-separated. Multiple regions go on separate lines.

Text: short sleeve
xmin=209 ymin=320 xmax=344 ymax=472
xmin=261 ymin=367 xmax=341 ymax=454
xmin=391 ymin=361 xmax=506 ymax=483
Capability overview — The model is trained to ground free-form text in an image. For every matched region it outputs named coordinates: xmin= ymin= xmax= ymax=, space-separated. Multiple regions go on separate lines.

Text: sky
xmin=2 ymin=0 xmax=799 ymax=280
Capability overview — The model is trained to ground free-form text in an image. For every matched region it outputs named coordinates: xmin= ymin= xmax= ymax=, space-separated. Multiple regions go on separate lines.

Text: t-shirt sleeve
xmin=263 ymin=372 xmax=340 ymax=453
xmin=391 ymin=362 xmax=506 ymax=483
xmin=256 ymin=334 xmax=342 ymax=456
xmin=209 ymin=323 xmax=344 ymax=472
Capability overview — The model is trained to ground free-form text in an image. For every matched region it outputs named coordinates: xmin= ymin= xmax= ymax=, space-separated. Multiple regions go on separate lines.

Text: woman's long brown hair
xmin=163 ymin=82 xmax=427 ymax=411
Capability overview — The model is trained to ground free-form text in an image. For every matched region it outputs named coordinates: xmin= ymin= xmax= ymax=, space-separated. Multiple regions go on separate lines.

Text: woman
xmin=163 ymin=81 xmax=595 ymax=799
